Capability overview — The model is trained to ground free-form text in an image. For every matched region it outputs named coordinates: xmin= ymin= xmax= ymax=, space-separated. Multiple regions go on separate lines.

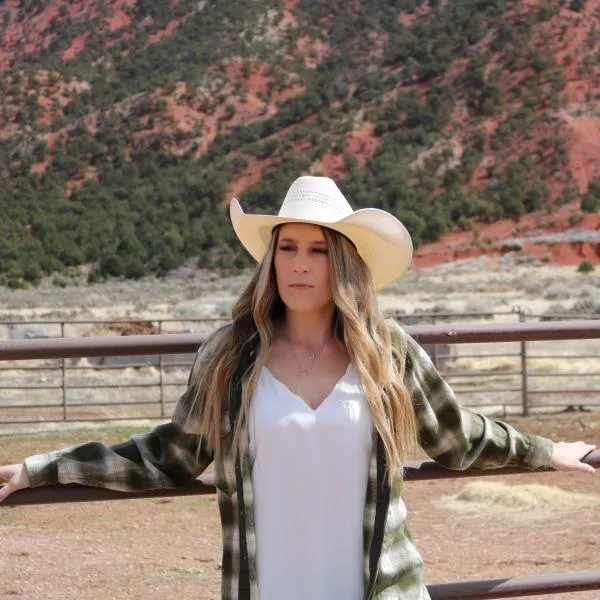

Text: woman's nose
xmin=292 ymin=258 xmax=310 ymax=273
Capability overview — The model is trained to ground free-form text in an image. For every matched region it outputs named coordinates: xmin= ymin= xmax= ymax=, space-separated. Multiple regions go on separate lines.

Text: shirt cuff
xmin=24 ymin=452 xmax=60 ymax=487
xmin=523 ymin=434 xmax=554 ymax=469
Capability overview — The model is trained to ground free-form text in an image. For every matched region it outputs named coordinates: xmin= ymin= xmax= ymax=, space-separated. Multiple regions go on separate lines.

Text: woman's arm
xmin=2 ymin=326 xmax=229 ymax=498
xmin=389 ymin=320 xmax=594 ymax=472
xmin=23 ymin=386 xmax=213 ymax=492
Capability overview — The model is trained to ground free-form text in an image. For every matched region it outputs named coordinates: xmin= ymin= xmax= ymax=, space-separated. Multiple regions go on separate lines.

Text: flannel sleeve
xmin=23 ymin=328 xmax=227 ymax=491
xmin=389 ymin=320 xmax=553 ymax=470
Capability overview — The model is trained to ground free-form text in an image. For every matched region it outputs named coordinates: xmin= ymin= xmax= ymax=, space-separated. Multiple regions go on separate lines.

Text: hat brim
xmin=229 ymin=198 xmax=413 ymax=290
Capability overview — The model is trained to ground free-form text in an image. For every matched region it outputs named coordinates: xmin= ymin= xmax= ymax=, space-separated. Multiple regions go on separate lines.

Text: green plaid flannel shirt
xmin=25 ymin=320 xmax=553 ymax=599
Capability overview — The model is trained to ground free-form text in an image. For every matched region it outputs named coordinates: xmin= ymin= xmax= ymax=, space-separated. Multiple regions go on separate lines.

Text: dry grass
xmin=439 ymin=480 xmax=599 ymax=515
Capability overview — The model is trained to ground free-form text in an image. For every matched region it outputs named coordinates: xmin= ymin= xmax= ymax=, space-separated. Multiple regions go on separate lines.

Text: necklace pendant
xmin=307 ymin=352 xmax=316 ymax=360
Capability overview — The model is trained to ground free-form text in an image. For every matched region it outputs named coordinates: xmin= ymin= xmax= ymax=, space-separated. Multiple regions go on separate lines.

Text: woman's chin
xmin=282 ymin=299 xmax=327 ymax=314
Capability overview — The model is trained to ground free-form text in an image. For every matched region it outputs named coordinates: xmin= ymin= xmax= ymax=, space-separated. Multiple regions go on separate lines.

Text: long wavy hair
xmin=187 ymin=224 xmax=418 ymax=484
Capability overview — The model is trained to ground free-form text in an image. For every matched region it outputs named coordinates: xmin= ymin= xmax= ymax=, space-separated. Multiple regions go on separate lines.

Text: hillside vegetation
xmin=0 ymin=0 xmax=599 ymax=288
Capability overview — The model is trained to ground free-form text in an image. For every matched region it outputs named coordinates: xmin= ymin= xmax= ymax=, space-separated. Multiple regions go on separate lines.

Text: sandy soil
xmin=1 ymin=413 xmax=599 ymax=600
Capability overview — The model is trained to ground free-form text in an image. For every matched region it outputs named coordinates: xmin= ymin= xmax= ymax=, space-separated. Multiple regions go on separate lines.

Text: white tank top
xmin=248 ymin=362 xmax=373 ymax=600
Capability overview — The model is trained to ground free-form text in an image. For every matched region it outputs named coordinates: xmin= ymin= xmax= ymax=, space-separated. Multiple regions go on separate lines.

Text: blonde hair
xmin=187 ymin=225 xmax=418 ymax=484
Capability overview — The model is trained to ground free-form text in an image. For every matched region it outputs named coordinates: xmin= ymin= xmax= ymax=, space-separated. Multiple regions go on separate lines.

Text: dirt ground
xmin=1 ymin=412 xmax=599 ymax=600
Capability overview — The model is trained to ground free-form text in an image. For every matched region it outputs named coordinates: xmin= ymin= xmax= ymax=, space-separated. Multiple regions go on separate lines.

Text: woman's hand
xmin=0 ymin=463 xmax=30 ymax=503
xmin=550 ymin=441 xmax=596 ymax=474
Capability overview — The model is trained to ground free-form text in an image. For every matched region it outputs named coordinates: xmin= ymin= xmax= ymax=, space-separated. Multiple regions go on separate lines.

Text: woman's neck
xmin=278 ymin=310 xmax=335 ymax=348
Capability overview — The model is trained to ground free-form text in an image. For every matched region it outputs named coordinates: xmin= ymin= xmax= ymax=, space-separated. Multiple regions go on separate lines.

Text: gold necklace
xmin=285 ymin=334 xmax=332 ymax=379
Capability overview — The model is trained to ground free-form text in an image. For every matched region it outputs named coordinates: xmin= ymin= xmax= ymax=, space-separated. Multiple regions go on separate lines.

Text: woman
xmin=0 ymin=176 xmax=595 ymax=599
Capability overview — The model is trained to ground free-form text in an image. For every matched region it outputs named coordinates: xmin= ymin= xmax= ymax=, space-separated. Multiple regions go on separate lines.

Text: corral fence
xmin=1 ymin=309 xmax=599 ymax=427
xmin=2 ymin=317 xmax=600 ymax=599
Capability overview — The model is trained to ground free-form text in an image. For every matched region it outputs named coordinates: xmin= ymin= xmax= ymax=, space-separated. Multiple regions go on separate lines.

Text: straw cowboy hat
xmin=229 ymin=176 xmax=413 ymax=290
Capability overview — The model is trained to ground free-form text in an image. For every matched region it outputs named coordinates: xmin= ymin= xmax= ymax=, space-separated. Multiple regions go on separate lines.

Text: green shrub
xmin=124 ymin=257 xmax=147 ymax=279
xmin=23 ymin=263 xmax=42 ymax=285
xmin=99 ymin=255 xmax=125 ymax=278
xmin=569 ymin=0 xmax=587 ymax=11
xmin=577 ymin=260 xmax=595 ymax=274
xmin=581 ymin=177 xmax=600 ymax=212
xmin=52 ymin=275 xmax=68 ymax=288
xmin=87 ymin=268 xmax=104 ymax=284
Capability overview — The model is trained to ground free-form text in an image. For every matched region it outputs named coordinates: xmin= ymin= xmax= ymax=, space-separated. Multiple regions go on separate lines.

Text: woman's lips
xmin=290 ymin=284 xmax=313 ymax=289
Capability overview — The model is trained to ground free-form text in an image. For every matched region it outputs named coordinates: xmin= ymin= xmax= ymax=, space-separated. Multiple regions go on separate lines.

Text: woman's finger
xmin=578 ymin=462 xmax=596 ymax=474
xmin=564 ymin=457 xmax=596 ymax=474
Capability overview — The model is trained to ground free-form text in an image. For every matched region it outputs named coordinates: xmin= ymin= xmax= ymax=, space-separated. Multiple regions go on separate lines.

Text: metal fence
xmin=2 ymin=318 xmax=600 ymax=599
xmin=1 ymin=310 xmax=599 ymax=427
xmin=402 ymin=309 xmax=600 ymax=418
xmin=0 ymin=316 xmax=229 ymax=427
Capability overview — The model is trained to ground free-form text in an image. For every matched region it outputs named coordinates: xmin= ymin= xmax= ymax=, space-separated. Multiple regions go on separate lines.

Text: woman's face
xmin=273 ymin=222 xmax=333 ymax=315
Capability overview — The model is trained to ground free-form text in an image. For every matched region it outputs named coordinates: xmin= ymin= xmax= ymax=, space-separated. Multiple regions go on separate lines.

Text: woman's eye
xmin=277 ymin=246 xmax=327 ymax=253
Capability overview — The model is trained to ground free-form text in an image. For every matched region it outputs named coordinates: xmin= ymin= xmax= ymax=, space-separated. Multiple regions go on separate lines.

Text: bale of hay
xmin=440 ymin=481 xmax=599 ymax=514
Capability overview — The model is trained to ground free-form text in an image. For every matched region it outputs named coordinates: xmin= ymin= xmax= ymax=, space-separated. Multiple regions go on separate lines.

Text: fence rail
xmin=2 ymin=319 xmax=600 ymax=598
xmin=2 ymin=318 xmax=600 ymax=360
xmin=6 ymin=451 xmax=600 ymax=507
xmin=428 ymin=570 xmax=600 ymax=599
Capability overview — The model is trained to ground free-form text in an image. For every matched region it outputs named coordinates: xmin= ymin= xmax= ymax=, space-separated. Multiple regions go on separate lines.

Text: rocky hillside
xmin=0 ymin=0 xmax=599 ymax=288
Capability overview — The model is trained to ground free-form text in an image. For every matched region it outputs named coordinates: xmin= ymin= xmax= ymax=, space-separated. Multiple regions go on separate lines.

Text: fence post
xmin=431 ymin=314 xmax=438 ymax=368
xmin=158 ymin=320 xmax=165 ymax=418
xmin=519 ymin=309 xmax=529 ymax=417
xmin=61 ymin=322 xmax=67 ymax=421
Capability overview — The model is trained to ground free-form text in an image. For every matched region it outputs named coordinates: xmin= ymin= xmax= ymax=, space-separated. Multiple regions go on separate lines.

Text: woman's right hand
xmin=0 ymin=463 xmax=30 ymax=503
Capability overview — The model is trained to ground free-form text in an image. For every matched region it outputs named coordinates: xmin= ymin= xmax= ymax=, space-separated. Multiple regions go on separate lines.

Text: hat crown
xmin=278 ymin=176 xmax=353 ymax=223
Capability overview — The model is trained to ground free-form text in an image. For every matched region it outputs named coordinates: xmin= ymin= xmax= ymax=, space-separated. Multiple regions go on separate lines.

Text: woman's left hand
xmin=550 ymin=441 xmax=596 ymax=474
